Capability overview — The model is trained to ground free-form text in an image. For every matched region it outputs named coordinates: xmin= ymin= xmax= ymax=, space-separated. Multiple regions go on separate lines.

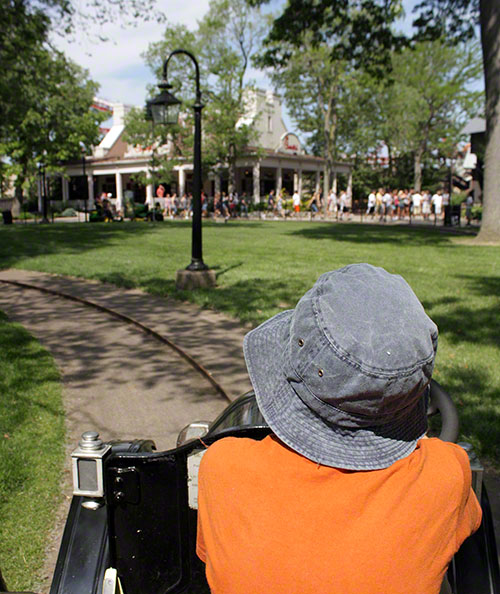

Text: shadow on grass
xmin=136 ymin=275 xmax=304 ymax=326
xmin=439 ymin=365 xmax=500 ymax=462
xmin=284 ymin=222 xmax=473 ymax=246
xmin=94 ymin=271 xmax=138 ymax=289
xmin=422 ymin=274 xmax=500 ymax=349
xmin=0 ymin=222 xmax=158 ymax=269
xmin=423 ymin=302 xmax=500 ymax=349
xmin=212 ymin=261 xmax=244 ymax=279
xmin=457 ymin=274 xmax=500 ymax=299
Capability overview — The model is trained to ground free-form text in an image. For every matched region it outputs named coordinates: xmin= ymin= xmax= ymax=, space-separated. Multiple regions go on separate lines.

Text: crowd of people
xmin=365 ymin=188 xmax=450 ymax=222
xmin=154 ymin=184 xmax=193 ymax=219
xmin=97 ymin=182 xmax=474 ymax=226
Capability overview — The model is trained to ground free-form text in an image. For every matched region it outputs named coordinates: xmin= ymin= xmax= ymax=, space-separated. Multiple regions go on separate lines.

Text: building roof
xmin=462 ymin=117 xmax=486 ymax=135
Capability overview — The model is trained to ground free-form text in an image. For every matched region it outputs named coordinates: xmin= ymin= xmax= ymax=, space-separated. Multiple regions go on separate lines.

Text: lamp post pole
xmin=151 ymin=120 xmax=156 ymax=223
xmin=39 ymin=163 xmax=49 ymax=224
xmin=162 ymin=50 xmax=206 ymax=271
xmin=81 ymin=146 xmax=88 ymax=222
xmin=191 ymin=83 xmax=204 ymax=270
xmin=147 ymin=49 xmax=215 ymax=289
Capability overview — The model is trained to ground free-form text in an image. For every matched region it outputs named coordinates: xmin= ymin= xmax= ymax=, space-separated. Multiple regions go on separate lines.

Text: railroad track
xmin=0 ymin=277 xmax=230 ymax=403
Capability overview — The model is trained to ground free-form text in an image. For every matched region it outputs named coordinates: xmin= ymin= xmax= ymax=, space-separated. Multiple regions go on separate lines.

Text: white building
xmin=58 ymin=90 xmax=352 ymax=213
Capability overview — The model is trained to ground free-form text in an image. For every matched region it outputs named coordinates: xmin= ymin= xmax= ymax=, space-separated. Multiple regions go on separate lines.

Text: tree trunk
xmin=228 ymin=162 xmax=235 ymax=196
xmin=387 ymin=143 xmax=394 ymax=180
xmin=322 ymin=162 xmax=329 ymax=213
xmin=14 ymin=170 xmax=25 ymax=215
xmin=228 ymin=145 xmax=235 ymax=195
xmin=477 ymin=0 xmax=500 ymax=242
xmin=414 ymin=147 xmax=424 ymax=192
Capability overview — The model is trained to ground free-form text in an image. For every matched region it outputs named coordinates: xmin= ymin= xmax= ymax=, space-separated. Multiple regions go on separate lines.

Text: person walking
xmin=367 ymin=190 xmax=376 ymax=218
xmin=292 ymin=190 xmax=301 ymax=217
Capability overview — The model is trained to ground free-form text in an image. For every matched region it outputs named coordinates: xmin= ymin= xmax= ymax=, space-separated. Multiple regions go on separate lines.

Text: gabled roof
xmin=462 ymin=117 xmax=486 ymax=135
xmin=99 ymin=125 xmax=125 ymax=150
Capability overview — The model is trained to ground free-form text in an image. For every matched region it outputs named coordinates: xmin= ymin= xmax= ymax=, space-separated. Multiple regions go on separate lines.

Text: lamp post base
xmin=176 ymin=268 xmax=216 ymax=290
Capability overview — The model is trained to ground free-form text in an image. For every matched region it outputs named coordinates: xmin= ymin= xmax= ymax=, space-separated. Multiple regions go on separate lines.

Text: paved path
xmin=0 ymin=269 xmax=253 ymax=450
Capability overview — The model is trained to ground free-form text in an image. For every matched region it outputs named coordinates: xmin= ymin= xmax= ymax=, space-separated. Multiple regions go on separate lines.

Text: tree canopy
xmin=0 ymin=1 xmax=112 ymax=203
xmin=125 ymin=0 xmax=266 ymax=193
xmin=252 ymin=0 xmax=499 ymax=240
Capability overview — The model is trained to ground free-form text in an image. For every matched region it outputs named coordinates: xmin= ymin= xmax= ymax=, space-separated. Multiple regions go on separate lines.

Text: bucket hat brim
xmin=243 ymin=310 xmax=428 ymax=471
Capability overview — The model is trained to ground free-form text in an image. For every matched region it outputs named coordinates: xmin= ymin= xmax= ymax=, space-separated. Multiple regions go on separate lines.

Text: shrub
xmin=471 ymin=205 xmax=482 ymax=221
xmin=61 ymin=208 xmax=77 ymax=217
xmin=248 ymin=201 xmax=266 ymax=212
xmin=451 ymin=191 xmax=467 ymax=206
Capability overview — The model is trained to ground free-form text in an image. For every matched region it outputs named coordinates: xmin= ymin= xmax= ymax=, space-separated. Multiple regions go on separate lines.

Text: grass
xmin=0 ymin=310 xmax=65 ymax=592
xmin=0 ymin=219 xmax=499 ymax=467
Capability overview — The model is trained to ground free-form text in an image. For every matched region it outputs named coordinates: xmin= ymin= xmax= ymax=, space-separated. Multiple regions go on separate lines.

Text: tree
xmin=0 ymin=46 xmax=105 ymax=206
xmin=1 ymin=0 xmax=161 ymax=207
xmin=0 ymin=2 xmax=49 ymax=142
xmin=254 ymin=0 xmax=406 ymax=202
xmin=413 ymin=0 xmax=500 ymax=241
xmin=12 ymin=0 xmax=164 ymax=39
xmin=197 ymin=0 xmax=266 ymax=192
xmin=253 ymin=0 xmax=405 ymax=76
xmin=128 ymin=0 xmax=265 ymax=193
xmin=256 ymin=36 xmax=347 ymax=199
xmin=388 ymin=41 xmax=482 ymax=191
xmin=1 ymin=0 xmax=164 ymax=133
xmin=252 ymin=0 xmax=500 ymax=240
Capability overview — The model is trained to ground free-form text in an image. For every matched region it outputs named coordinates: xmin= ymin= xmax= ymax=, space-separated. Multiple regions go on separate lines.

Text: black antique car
xmin=3 ymin=381 xmax=499 ymax=594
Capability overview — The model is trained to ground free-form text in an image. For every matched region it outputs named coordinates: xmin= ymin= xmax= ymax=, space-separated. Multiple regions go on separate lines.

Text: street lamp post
xmin=151 ymin=120 xmax=156 ymax=223
xmin=81 ymin=144 xmax=88 ymax=222
xmin=147 ymin=49 xmax=215 ymax=289
xmin=38 ymin=162 xmax=49 ymax=224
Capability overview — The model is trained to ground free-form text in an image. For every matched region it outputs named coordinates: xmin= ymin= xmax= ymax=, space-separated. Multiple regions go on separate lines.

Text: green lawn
xmin=0 ymin=311 xmax=65 ymax=592
xmin=0 ymin=219 xmax=499 ymax=468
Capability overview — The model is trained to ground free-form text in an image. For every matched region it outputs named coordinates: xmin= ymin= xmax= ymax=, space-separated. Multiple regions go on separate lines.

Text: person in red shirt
xmin=197 ymin=264 xmax=482 ymax=594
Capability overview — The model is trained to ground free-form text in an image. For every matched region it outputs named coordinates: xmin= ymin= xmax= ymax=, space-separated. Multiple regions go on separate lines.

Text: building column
xmin=214 ymin=174 xmax=221 ymax=196
xmin=315 ymin=170 xmax=321 ymax=193
xmin=293 ymin=171 xmax=298 ymax=193
xmin=178 ymin=167 xmax=186 ymax=197
xmin=332 ymin=171 xmax=338 ymax=193
xmin=62 ymin=176 xmax=69 ymax=204
xmin=146 ymin=181 xmax=154 ymax=207
xmin=298 ymin=167 xmax=303 ymax=196
xmin=115 ymin=171 xmax=123 ymax=214
xmin=87 ymin=174 xmax=95 ymax=208
xmin=253 ymin=161 xmax=261 ymax=203
xmin=276 ymin=166 xmax=282 ymax=196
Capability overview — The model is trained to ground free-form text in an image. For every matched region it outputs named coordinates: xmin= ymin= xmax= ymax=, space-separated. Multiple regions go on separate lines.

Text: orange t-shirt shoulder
xmin=197 ymin=435 xmax=481 ymax=594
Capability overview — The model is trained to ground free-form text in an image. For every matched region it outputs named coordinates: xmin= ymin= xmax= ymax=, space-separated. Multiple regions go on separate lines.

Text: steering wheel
xmin=428 ymin=379 xmax=459 ymax=442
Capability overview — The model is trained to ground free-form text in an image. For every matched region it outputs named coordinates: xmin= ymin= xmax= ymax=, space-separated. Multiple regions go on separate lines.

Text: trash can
xmin=444 ymin=205 xmax=461 ymax=227
xmin=2 ymin=210 xmax=13 ymax=225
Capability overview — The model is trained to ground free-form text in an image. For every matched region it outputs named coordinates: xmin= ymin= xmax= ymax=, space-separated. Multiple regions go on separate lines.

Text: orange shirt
xmin=197 ymin=435 xmax=481 ymax=594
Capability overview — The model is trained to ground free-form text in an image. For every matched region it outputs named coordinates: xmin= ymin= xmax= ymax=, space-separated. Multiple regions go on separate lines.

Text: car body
xmin=4 ymin=382 xmax=498 ymax=594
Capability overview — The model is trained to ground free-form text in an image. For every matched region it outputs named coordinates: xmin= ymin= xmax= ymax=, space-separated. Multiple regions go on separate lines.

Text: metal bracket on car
xmin=109 ymin=467 xmax=141 ymax=505
xmin=458 ymin=441 xmax=483 ymax=502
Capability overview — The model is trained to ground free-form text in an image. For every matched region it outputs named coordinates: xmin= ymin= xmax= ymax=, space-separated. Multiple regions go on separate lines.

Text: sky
xmin=50 ymin=0 xmax=453 ymax=132
xmin=52 ymin=1 xmax=211 ymax=108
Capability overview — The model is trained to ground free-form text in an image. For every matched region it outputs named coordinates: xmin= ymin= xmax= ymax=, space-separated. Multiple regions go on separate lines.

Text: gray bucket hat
xmin=243 ymin=264 xmax=438 ymax=470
